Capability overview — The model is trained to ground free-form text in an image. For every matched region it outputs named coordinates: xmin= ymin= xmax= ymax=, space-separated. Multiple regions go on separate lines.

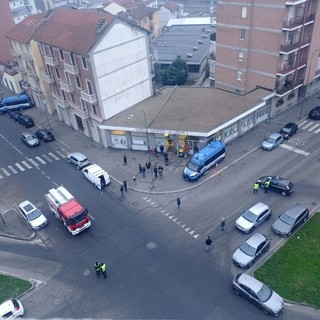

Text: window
xmin=70 ymin=53 xmax=76 ymax=66
xmin=237 ymin=71 xmax=242 ymax=81
xmin=86 ymin=80 xmax=93 ymax=95
xmin=81 ymin=57 xmax=88 ymax=69
xmin=49 ymin=46 xmax=54 ymax=58
xmin=70 ymin=93 xmax=75 ymax=103
xmin=55 ymin=68 xmax=60 ymax=79
xmin=239 ymin=51 xmax=244 ymax=62
xmin=62 ymin=91 xmax=66 ymax=101
xmin=59 ymin=49 xmax=64 ymax=60
xmin=241 ymin=6 xmax=247 ymax=18
xmin=39 ymin=43 xmax=45 ymax=55
xmin=76 ymin=76 xmax=82 ymax=88
xmin=80 ymin=99 xmax=87 ymax=109
xmin=240 ymin=29 xmax=246 ymax=40
xmin=92 ymin=104 xmax=97 ymax=115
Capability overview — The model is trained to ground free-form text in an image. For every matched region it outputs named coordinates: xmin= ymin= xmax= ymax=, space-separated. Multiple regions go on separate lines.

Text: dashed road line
xmin=280 ymin=144 xmax=310 ymax=156
xmin=22 ymin=160 xmax=32 ymax=169
xmin=49 ymin=152 xmax=60 ymax=160
xmin=15 ymin=163 xmax=25 ymax=171
xmin=8 ymin=165 xmax=18 ymax=174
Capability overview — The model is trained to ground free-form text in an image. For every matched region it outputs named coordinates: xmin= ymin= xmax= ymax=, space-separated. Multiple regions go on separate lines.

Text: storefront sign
xmin=134 ymin=128 xmax=188 ymax=135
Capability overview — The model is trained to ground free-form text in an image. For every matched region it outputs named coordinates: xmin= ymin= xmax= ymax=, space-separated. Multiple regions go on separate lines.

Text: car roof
xmin=245 ymin=233 xmax=267 ymax=248
xmin=68 ymin=152 xmax=87 ymax=160
xmin=37 ymin=129 xmax=50 ymax=133
xmin=282 ymin=122 xmax=296 ymax=128
xmin=238 ymin=273 xmax=263 ymax=293
xmin=311 ymin=106 xmax=320 ymax=111
xmin=268 ymin=133 xmax=282 ymax=138
xmin=22 ymin=132 xmax=33 ymax=137
xmin=0 ymin=299 xmax=15 ymax=314
xmin=19 ymin=200 xmax=36 ymax=213
xmin=249 ymin=202 xmax=269 ymax=214
xmin=283 ymin=204 xmax=307 ymax=218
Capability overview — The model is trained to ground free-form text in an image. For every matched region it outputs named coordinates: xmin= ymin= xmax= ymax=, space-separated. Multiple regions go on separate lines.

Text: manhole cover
xmin=84 ymin=269 xmax=90 ymax=276
xmin=146 ymin=241 xmax=157 ymax=250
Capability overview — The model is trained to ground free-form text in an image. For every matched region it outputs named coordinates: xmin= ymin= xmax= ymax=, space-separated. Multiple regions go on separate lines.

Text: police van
xmin=183 ymin=141 xmax=226 ymax=181
xmin=0 ymin=92 xmax=34 ymax=113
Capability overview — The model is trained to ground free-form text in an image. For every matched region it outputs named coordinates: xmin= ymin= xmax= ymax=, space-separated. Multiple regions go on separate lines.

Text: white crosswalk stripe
xmin=22 ymin=160 xmax=32 ymax=169
xmin=0 ymin=173 xmax=3 ymax=179
xmin=15 ymin=163 xmax=25 ymax=171
xmin=55 ymin=150 xmax=66 ymax=158
xmin=8 ymin=165 xmax=18 ymax=174
xmin=48 ymin=152 xmax=60 ymax=160
xmin=1 ymin=168 xmax=10 ymax=176
xmin=299 ymin=120 xmax=308 ymax=126
xmin=35 ymin=156 xmax=46 ymax=165
xmin=315 ymin=127 xmax=320 ymax=134
xmin=42 ymin=155 xmax=53 ymax=162
xmin=27 ymin=158 xmax=39 ymax=167
xmin=301 ymin=122 xmax=314 ymax=130
xmin=308 ymin=123 xmax=320 ymax=132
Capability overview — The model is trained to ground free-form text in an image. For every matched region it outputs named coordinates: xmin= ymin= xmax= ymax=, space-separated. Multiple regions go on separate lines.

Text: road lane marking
xmin=22 ymin=160 xmax=32 ymax=169
xmin=280 ymin=144 xmax=310 ymax=156
xmin=55 ymin=150 xmax=65 ymax=158
xmin=15 ymin=163 xmax=25 ymax=171
xmin=301 ymin=122 xmax=314 ymax=130
xmin=27 ymin=158 xmax=39 ymax=166
xmin=308 ymin=123 xmax=320 ymax=132
xmin=42 ymin=155 xmax=52 ymax=162
xmin=8 ymin=165 xmax=17 ymax=174
xmin=315 ymin=127 xmax=320 ymax=134
xmin=48 ymin=152 xmax=59 ymax=160
xmin=1 ymin=168 xmax=10 ymax=176
xmin=0 ymin=173 xmax=3 ymax=179
xmin=35 ymin=156 xmax=46 ymax=165
xmin=299 ymin=120 xmax=308 ymax=126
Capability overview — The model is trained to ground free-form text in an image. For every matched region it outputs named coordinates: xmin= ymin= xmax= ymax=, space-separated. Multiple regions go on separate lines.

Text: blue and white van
xmin=0 ymin=93 xmax=33 ymax=113
xmin=183 ymin=141 xmax=226 ymax=181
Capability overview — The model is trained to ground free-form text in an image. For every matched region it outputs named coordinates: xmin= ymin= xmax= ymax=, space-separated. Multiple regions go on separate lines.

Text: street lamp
xmin=299 ymin=49 xmax=320 ymax=119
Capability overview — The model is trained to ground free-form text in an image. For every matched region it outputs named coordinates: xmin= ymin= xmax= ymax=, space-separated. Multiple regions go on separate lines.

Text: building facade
xmin=9 ymin=0 xmax=37 ymax=24
xmin=215 ymin=0 xmax=320 ymax=117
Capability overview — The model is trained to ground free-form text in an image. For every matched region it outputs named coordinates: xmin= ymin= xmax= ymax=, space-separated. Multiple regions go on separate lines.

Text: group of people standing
xmin=138 ymin=162 xmax=164 ymax=179
xmin=253 ymin=179 xmax=270 ymax=194
xmin=94 ymin=262 xmax=107 ymax=279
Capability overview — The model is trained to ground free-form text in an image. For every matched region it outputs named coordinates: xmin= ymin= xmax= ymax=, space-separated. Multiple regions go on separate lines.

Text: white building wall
xmin=92 ymin=22 xmax=153 ymax=120
xmin=104 ymin=3 xmax=126 ymax=15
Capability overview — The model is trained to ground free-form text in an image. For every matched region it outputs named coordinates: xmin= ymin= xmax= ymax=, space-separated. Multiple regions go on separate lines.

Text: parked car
xmin=257 ymin=176 xmax=294 ymax=196
xmin=82 ymin=164 xmax=110 ymax=189
xmin=232 ymin=233 xmax=270 ymax=269
xmin=272 ymin=203 xmax=309 ymax=237
xmin=279 ymin=122 xmax=298 ymax=139
xmin=308 ymin=106 xmax=320 ymax=120
xmin=67 ymin=152 xmax=90 ymax=169
xmin=8 ymin=110 xmax=22 ymax=121
xmin=261 ymin=133 xmax=284 ymax=150
xmin=232 ymin=273 xmax=284 ymax=316
xmin=18 ymin=200 xmax=48 ymax=231
xmin=35 ymin=129 xmax=55 ymax=142
xmin=0 ymin=298 xmax=24 ymax=319
xmin=235 ymin=202 xmax=271 ymax=233
xmin=18 ymin=114 xmax=34 ymax=128
xmin=21 ymin=132 xmax=40 ymax=147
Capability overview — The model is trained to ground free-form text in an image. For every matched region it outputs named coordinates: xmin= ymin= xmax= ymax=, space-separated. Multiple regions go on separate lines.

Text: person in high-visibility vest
xmin=100 ymin=263 xmax=107 ymax=279
xmin=264 ymin=180 xmax=271 ymax=193
xmin=253 ymin=182 xmax=259 ymax=194
xmin=94 ymin=262 xmax=101 ymax=279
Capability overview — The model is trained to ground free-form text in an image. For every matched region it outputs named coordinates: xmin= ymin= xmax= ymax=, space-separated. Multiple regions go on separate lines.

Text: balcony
xmin=277 ymin=58 xmax=307 ymax=76
xmin=21 ymin=52 xmax=33 ymax=62
xmin=64 ymin=63 xmax=79 ymax=75
xmin=279 ymin=37 xmax=310 ymax=54
xmin=32 ymin=89 xmax=44 ymax=98
xmin=42 ymin=73 xmax=54 ymax=83
xmin=60 ymin=81 xmax=74 ymax=93
xmin=73 ymin=107 xmax=89 ymax=119
xmin=28 ymin=70 xmax=39 ymax=80
xmin=283 ymin=16 xmax=303 ymax=30
xmin=52 ymin=93 xmax=69 ymax=109
xmin=10 ymin=48 xmax=21 ymax=57
xmin=285 ymin=0 xmax=307 ymax=5
xmin=80 ymin=91 xmax=97 ymax=104
xmin=44 ymin=55 xmax=58 ymax=66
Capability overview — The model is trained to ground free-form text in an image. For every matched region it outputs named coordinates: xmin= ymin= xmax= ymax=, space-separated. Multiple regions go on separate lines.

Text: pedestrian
xmin=253 ymin=182 xmax=259 ymax=194
xmin=133 ymin=176 xmax=137 ymax=184
xmin=158 ymin=165 xmax=163 ymax=178
xmin=123 ymin=180 xmax=127 ymax=192
xmin=153 ymin=166 xmax=158 ymax=179
xmin=264 ymin=179 xmax=270 ymax=193
xmin=164 ymin=153 xmax=169 ymax=166
xmin=141 ymin=166 xmax=146 ymax=178
xmin=205 ymin=236 xmax=213 ymax=252
xmin=160 ymin=144 xmax=164 ymax=155
xmin=138 ymin=163 xmax=142 ymax=174
xmin=123 ymin=154 xmax=127 ymax=165
xmin=176 ymin=197 xmax=181 ymax=210
xmin=94 ymin=262 xmax=101 ymax=278
xmin=100 ymin=263 xmax=107 ymax=279
xmin=220 ymin=218 xmax=225 ymax=231
xmin=146 ymin=161 xmax=151 ymax=172
xmin=120 ymin=184 xmax=125 ymax=198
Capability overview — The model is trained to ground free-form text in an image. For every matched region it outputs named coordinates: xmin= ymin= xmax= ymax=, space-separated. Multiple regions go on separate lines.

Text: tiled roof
xmin=128 ymin=5 xmax=159 ymax=20
xmin=162 ymin=1 xmax=180 ymax=12
xmin=5 ymin=13 xmax=45 ymax=43
xmin=32 ymin=7 xmax=115 ymax=55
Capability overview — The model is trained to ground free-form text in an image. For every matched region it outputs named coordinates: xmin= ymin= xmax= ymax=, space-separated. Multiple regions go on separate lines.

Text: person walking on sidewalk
xmin=176 ymin=197 xmax=181 ymax=210
xmin=164 ymin=153 xmax=169 ymax=166
xmin=205 ymin=236 xmax=213 ymax=252
xmin=94 ymin=262 xmax=101 ymax=278
xmin=158 ymin=165 xmax=163 ymax=178
xmin=123 ymin=154 xmax=127 ymax=165
xmin=146 ymin=161 xmax=151 ymax=173
xmin=123 ymin=180 xmax=127 ymax=192
xmin=160 ymin=144 xmax=164 ymax=155
xmin=120 ymin=184 xmax=125 ymax=198
xmin=153 ymin=166 xmax=158 ymax=179
xmin=141 ymin=166 xmax=146 ymax=178
xmin=100 ymin=263 xmax=107 ymax=279
xmin=138 ymin=163 xmax=142 ymax=174
xmin=220 ymin=218 xmax=226 ymax=231
xmin=253 ymin=182 xmax=259 ymax=194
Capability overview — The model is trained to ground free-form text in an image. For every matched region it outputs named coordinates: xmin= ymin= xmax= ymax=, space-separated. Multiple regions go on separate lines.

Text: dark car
xmin=257 ymin=176 xmax=294 ymax=196
xmin=35 ymin=129 xmax=55 ymax=142
xmin=9 ymin=110 xmax=23 ymax=121
xmin=308 ymin=106 xmax=320 ymax=120
xmin=272 ymin=204 xmax=309 ymax=237
xmin=279 ymin=122 xmax=298 ymax=139
xmin=18 ymin=114 xmax=34 ymax=128
xmin=21 ymin=132 xmax=40 ymax=147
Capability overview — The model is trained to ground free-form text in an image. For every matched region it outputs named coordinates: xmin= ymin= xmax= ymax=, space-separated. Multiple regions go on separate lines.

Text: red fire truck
xmin=45 ymin=186 xmax=91 ymax=235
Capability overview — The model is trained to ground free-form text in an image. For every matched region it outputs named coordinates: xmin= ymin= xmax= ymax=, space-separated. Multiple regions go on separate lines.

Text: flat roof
xmin=100 ymin=86 xmax=273 ymax=136
xmin=153 ymin=24 xmax=214 ymax=64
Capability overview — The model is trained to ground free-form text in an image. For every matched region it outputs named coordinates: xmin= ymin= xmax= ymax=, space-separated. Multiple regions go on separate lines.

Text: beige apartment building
xmin=215 ymin=0 xmax=320 ymax=116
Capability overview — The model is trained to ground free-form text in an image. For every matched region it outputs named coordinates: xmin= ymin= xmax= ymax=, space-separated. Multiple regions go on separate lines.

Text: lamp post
xmin=299 ymin=49 xmax=320 ymax=119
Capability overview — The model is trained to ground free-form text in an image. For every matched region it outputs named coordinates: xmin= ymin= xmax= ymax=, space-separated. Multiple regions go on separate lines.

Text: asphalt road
xmin=0 ymin=114 xmax=319 ymax=319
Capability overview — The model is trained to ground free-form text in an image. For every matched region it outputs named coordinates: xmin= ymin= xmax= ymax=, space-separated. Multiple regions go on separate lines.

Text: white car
xmin=235 ymin=202 xmax=271 ymax=233
xmin=0 ymin=298 xmax=24 ymax=319
xmin=18 ymin=200 xmax=48 ymax=231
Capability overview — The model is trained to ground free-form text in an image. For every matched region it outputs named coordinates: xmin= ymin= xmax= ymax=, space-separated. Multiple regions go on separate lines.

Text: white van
xmin=82 ymin=164 xmax=110 ymax=189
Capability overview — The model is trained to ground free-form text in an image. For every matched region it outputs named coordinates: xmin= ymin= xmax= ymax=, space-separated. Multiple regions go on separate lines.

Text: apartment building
xmin=32 ymin=7 xmax=154 ymax=145
xmin=215 ymin=0 xmax=320 ymax=116
xmin=6 ymin=13 xmax=56 ymax=114
xmin=9 ymin=0 xmax=37 ymax=24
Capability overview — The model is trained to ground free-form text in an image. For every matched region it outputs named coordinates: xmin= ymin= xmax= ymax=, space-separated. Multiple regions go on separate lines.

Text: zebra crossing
xmin=299 ymin=120 xmax=320 ymax=133
xmin=0 ymin=149 xmax=68 ymax=179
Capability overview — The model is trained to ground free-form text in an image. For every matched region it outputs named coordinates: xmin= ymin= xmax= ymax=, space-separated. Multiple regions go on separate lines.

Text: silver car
xmin=67 ymin=152 xmax=90 ymax=170
xmin=18 ymin=200 xmax=48 ymax=231
xmin=261 ymin=133 xmax=284 ymax=150
xmin=233 ymin=233 xmax=270 ymax=269
xmin=21 ymin=132 xmax=40 ymax=147
xmin=232 ymin=273 xmax=284 ymax=316
xmin=235 ymin=202 xmax=271 ymax=233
